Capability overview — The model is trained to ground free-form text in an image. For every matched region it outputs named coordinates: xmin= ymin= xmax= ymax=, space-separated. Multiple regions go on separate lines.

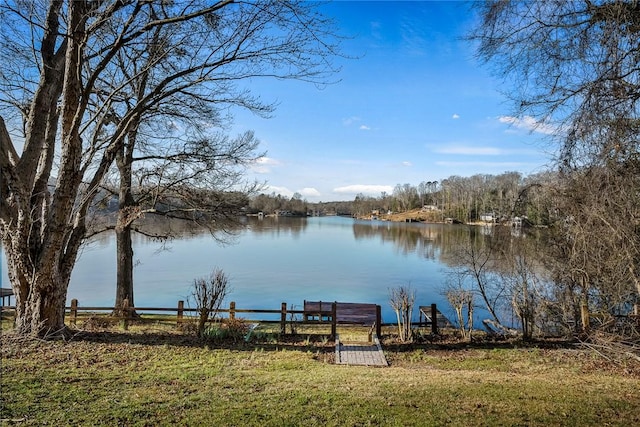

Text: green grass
xmin=1 ymin=322 xmax=639 ymax=426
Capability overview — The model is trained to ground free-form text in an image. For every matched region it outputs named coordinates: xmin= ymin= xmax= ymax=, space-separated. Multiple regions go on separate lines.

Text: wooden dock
xmin=418 ymin=305 xmax=454 ymax=331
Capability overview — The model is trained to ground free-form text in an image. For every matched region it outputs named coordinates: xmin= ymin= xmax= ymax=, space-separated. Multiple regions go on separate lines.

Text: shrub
xmin=189 ymin=268 xmax=230 ymax=337
xmin=389 ymin=285 xmax=416 ymax=342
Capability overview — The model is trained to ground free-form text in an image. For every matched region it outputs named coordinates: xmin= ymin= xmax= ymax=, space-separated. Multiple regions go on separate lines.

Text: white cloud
xmin=262 ymin=185 xmax=294 ymax=198
xmin=498 ymin=115 xmax=557 ymax=135
xmin=452 ymin=114 xmax=460 ymax=119
xmin=259 ymin=186 xmax=321 ymax=199
xmin=299 ymin=187 xmax=321 ymax=198
xmin=402 ymin=161 xmax=413 ymax=167
xmin=255 ymin=157 xmax=281 ymax=165
xmin=333 ymin=184 xmax=394 ymax=197
xmin=251 ymin=156 xmax=281 ymax=174
xmin=359 ymin=125 xmax=371 ymax=131
xmin=435 ymin=146 xmax=503 ymax=156
xmin=342 ymin=116 xmax=361 ymax=126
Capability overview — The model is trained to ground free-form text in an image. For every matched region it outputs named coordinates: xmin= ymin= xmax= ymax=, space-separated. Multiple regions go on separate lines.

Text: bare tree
xmin=453 ymin=228 xmax=508 ymax=328
xmin=105 ymin=126 xmax=261 ymax=316
xmin=473 ymin=1 xmax=640 ymax=143
xmin=472 ymin=0 xmax=640 ymax=306
xmin=545 ymin=166 xmax=640 ymax=321
xmin=0 ymin=0 xmax=341 ymax=336
xmin=500 ymin=237 xmax=547 ymax=340
xmin=90 ymin=14 xmax=266 ymax=314
xmin=443 ymin=277 xmax=474 ymax=342
xmin=392 ymin=184 xmax=419 ymax=212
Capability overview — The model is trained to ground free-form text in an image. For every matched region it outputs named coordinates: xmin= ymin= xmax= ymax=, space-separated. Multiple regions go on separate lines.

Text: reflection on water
xmin=245 ymin=216 xmax=309 ymax=238
xmin=1 ymin=216 xmax=540 ymax=323
xmin=352 ymin=220 xmax=474 ymax=261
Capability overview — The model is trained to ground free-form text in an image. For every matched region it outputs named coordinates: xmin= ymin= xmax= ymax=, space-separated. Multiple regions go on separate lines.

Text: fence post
xmin=376 ymin=305 xmax=382 ymax=338
xmin=280 ymin=302 xmax=287 ymax=335
xmin=177 ymin=300 xmax=184 ymax=325
xmin=70 ymin=299 xmax=78 ymax=326
xmin=431 ymin=303 xmax=438 ymax=335
xmin=230 ymin=301 xmax=236 ymax=320
xmin=331 ymin=302 xmax=337 ymax=340
xmin=121 ymin=298 xmax=130 ymax=330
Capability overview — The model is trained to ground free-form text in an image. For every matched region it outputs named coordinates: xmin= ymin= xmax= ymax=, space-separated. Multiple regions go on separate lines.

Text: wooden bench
xmin=303 ymin=300 xmax=334 ymax=322
xmin=304 ymin=300 xmax=381 ymax=339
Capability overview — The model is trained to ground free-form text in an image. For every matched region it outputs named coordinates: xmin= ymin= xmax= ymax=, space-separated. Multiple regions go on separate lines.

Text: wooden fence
xmin=65 ymin=299 xmax=303 ymax=335
xmin=2 ymin=298 xmax=444 ymax=337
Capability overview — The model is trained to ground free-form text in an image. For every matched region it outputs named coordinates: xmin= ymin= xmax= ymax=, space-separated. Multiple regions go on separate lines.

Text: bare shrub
xmin=444 ymin=286 xmax=474 ymax=342
xmin=288 ymin=304 xmax=299 ymax=335
xmin=190 ymin=268 xmax=230 ymax=337
xmin=389 ymin=285 xmax=416 ymax=342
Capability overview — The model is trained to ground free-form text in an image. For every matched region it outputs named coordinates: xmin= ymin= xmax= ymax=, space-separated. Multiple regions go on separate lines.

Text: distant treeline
xmin=249 ymin=170 xmax=558 ymax=225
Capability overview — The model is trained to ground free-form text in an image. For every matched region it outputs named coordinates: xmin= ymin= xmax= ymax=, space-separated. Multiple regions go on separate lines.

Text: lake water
xmin=1 ymin=216 xmax=468 ymax=323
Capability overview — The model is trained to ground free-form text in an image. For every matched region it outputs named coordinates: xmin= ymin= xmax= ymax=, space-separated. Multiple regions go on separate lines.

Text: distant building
xmin=480 ymin=213 xmax=495 ymax=223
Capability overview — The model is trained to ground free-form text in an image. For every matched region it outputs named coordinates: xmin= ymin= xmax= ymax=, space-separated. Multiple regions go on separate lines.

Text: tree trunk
xmin=7 ymin=254 xmax=69 ymax=336
xmin=113 ymin=141 xmax=138 ymax=316
xmin=114 ymin=220 xmax=136 ymax=316
xmin=19 ymin=280 xmax=68 ymax=336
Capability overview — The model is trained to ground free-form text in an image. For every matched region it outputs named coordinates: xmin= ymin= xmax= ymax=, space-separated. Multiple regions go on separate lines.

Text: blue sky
xmin=232 ymin=1 xmax=555 ymax=202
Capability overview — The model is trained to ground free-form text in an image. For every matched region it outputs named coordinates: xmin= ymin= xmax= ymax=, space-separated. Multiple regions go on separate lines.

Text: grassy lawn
xmin=1 ymin=321 xmax=639 ymax=426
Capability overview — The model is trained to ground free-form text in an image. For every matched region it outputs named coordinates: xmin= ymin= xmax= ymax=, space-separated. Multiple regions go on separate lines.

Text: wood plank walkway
xmin=335 ymin=334 xmax=388 ymax=367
